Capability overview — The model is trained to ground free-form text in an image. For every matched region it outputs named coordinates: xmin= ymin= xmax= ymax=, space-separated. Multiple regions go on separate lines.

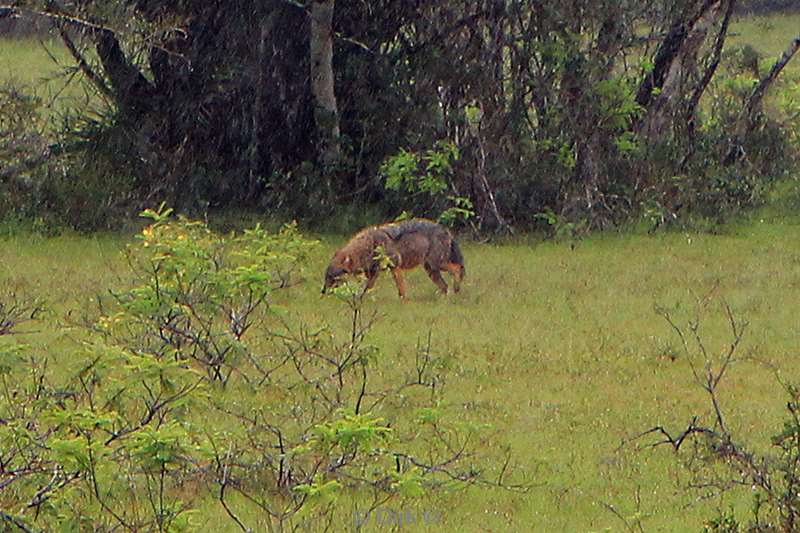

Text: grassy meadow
xmin=4 ymin=211 xmax=800 ymax=531
xmin=3 ymin=10 xmax=800 ymax=532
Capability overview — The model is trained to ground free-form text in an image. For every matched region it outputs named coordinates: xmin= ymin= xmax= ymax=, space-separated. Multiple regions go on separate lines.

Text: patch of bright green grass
xmin=4 ymin=217 xmax=800 ymax=531
xmin=0 ymin=36 xmax=98 ymax=124
xmin=729 ymin=12 xmax=800 ymax=76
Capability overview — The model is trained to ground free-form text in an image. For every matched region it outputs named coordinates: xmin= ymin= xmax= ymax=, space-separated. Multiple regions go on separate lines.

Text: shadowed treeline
xmin=0 ymin=2 xmax=799 ymax=234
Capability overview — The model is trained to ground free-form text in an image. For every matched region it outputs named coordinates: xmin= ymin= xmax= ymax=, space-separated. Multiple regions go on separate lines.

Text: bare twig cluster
xmin=0 ymin=287 xmax=43 ymax=336
xmin=621 ymin=293 xmax=800 ymax=531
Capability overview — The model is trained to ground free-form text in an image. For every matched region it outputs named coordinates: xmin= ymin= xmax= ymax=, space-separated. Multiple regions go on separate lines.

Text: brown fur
xmin=322 ymin=219 xmax=465 ymax=298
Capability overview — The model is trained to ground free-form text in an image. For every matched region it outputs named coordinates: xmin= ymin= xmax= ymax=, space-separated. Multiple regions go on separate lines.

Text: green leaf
xmin=311 ymin=411 xmax=393 ymax=452
xmin=50 ymin=437 xmax=93 ymax=471
xmin=392 ymin=471 xmax=426 ymax=498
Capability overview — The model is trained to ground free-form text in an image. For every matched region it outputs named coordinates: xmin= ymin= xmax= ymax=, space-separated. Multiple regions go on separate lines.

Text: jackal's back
xmin=379 ymin=219 xmax=462 ymax=270
xmin=378 ymin=219 xmax=444 ymax=240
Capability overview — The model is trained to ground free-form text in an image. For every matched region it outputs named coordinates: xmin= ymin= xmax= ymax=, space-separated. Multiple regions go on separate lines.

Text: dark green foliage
xmin=1 ymin=1 xmax=798 ymax=232
xmin=0 ymin=81 xmax=142 ymax=231
xmin=642 ymin=65 xmax=796 ymax=229
xmin=0 ymin=81 xmax=46 ymax=219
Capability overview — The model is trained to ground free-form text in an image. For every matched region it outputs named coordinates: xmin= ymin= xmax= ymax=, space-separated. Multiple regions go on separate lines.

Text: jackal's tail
xmin=449 ymin=238 xmax=465 ymax=277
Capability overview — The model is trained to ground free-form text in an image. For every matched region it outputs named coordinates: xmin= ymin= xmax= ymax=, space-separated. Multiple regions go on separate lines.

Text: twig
xmin=0 ymin=511 xmax=39 ymax=533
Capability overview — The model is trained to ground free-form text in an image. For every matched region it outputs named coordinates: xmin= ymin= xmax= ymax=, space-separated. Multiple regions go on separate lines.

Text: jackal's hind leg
xmin=424 ymin=263 xmax=449 ymax=294
xmin=391 ymin=269 xmax=407 ymax=299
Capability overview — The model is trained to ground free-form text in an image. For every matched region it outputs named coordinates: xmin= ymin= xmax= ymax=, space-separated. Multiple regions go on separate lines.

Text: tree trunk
xmin=474 ymin=0 xmax=512 ymax=233
xmin=682 ymin=0 xmax=736 ymax=158
xmin=1 ymin=6 xmax=152 ymax=115
xmin=471 ymin=113 xmax=512 ymax=234
xmin=638 ymin=0 xmax=722 ymax=142
xmin=58 ymin=26 xmax=113 ymax=100
xmin=310 ymin=0 xmax=340 ymax=168
xmin=558 ymin=6 xmax=625 ymax=229
xmin=94 ymin=29 xmax=154 ymax=116
xmin=635 ymin=0 xmax=719 ymax=111
xmin=248 ymin=16 xmax=270 ymax=200
xmin=724 ymin=35 xmax=800 ymax=165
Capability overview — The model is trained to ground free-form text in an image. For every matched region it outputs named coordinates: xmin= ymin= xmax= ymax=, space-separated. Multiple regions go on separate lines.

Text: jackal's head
xmin=321 ymin=254 xmax=352 ymax=294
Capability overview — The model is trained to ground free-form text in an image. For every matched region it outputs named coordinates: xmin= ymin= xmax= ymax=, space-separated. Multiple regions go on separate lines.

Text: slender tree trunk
xmin=639 ymin=0 xmax=722 ymax=142
xmin=310 ymin=0 xmax=340 ymax=168
xmin=724 ymin=35 xmax=800 ymax=165
xmin=1 ymin=5 xmax=152 ymax=115
xmin=248 ymin=17 xmax=270 ymax=200
xmin=58 ymin=26 xmax=113 ymax=100
xmin=475 ymin=0 xmax=512 ymax=233
xmin=93 ymin=30 xmax=154 ymax=116
xmin=745 ymin=37 xmax=800 ymax=117
xmin=680 ymin=0 xmax=735 ymax=165
xmin=471 ymin=114 xmax=512 ymax=234
xmin=559 ymin=6 xmax=624 ymax=229
xmin=635 ymin=0 xmax=719 ymax=111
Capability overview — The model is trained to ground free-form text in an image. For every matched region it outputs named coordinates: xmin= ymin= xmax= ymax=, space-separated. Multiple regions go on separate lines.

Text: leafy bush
xmin=637 ymin=63 xmax=799 ymax=232
xmin=0 ymin=81 xmax=47 ymax=220
xmin=0 ymin=208 xmax=524 ymax=531
xmin=0 ymin=81 xmax=143 ymax=232
xmin=381 ymin=141 xmax=475 ymax=227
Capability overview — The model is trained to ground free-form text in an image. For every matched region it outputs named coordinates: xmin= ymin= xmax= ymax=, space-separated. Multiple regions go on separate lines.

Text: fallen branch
xmin=0 ymin=512 xmax=38 ymax=533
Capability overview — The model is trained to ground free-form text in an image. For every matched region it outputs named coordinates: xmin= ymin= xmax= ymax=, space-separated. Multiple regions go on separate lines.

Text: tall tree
xmin=639 ymin=0 xmax=724 ymax=142
xmin=310 ymin=0 xmax=341 ymax=168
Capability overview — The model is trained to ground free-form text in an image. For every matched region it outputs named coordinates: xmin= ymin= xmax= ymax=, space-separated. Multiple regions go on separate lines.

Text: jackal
xmin=321 ymin=219 xmax=465 ymax=298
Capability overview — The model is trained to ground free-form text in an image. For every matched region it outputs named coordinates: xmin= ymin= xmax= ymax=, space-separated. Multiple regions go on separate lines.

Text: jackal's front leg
xmin=446 ymin=263 xmax=464 ymax=293
xmin=362 ymin=270 xmax=380 ymax=295
xmin=391 ymin=269 xmax=407 ymax=299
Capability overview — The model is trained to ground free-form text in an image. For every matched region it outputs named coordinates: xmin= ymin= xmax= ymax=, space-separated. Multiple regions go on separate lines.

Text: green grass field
xmin=4 ymin=211 xmax=800 ymax=531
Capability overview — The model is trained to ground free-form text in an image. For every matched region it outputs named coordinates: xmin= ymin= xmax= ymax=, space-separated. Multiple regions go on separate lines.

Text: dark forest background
xmin=1 ymin=0 xmax=799 ymax=232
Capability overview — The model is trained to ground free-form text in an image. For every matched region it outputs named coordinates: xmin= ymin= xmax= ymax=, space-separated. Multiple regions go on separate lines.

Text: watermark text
xmin=353 ymin=508 xmax=442 ymax=527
